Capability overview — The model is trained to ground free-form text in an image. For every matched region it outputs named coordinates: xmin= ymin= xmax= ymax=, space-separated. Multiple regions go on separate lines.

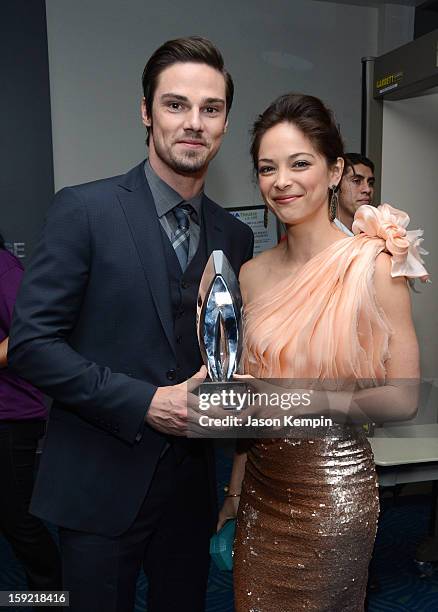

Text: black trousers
xmin=0 ymin=420 xmax=62 ymax=590
xmin=59 ymin=445 xmax=214 ymax=612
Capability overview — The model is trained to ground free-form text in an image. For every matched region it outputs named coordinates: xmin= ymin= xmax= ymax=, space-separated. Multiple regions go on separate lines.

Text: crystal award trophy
xmin=197 ymin=250 xmax=247 ymax=409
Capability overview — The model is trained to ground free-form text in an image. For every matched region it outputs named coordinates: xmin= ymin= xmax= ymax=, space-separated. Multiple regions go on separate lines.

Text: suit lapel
xmin=116 ymin=164 xmax=176 ymax=357
xmin=202 ymin=196 xmax=226 ymax=257
xmin=202 ymin=197 xmax=247 ymax=279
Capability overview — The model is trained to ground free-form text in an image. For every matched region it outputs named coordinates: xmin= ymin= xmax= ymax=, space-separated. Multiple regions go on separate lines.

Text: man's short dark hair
xmin=344 ymin=153 xmax=375 ymax=174
xmin=142 ymin=36 xmax=234 ymax=143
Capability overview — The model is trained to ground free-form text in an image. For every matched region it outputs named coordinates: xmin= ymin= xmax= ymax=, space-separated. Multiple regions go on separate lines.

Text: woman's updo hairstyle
xmin=250 ymin=93 xmax=345 ymax=174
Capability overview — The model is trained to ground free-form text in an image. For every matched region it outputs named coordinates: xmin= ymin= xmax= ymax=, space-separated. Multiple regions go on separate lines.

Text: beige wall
xmin=381 ymin=91 xmax=438 ymax=379
xmin=45 ymin=0 xmax=379 ymax=204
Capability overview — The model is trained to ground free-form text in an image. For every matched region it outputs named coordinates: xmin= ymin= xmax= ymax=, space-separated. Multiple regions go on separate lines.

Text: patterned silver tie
xmin=172 ymin=203 xmax=192 ymax=271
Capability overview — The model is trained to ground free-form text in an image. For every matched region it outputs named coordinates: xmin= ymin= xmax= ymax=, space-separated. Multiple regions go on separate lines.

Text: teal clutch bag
xmin=209 ymin=519 xmax=236 ymax=571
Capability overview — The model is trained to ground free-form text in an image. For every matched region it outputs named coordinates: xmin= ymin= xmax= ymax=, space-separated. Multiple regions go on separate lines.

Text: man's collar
xmin=144 ymin=159 xmax=203 ymax=219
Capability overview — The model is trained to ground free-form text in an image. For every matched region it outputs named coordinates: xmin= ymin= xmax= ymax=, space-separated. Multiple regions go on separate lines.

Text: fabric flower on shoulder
xmin=352 ymin=203 xmax=429 ymax=282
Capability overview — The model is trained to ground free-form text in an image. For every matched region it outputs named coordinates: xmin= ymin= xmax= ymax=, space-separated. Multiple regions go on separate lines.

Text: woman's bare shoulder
xmin=239 ymin=246 xmax=281 ymax=302
xmin=240 ymin=246 xmax=279 ymax=280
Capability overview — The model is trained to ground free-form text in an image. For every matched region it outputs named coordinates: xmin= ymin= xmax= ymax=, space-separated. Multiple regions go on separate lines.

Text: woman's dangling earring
xmin=264 ymin=205 xmax=269 ymax=228
xmin=329 ymin=185 xmax=339 ymax=222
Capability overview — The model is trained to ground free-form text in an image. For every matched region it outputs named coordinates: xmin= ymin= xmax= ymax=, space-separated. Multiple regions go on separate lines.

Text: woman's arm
xmin=0 ymin=336 xmax=8 ymax=368
xmin=344 ymin=252 xmax=420 ymax=422
xmin=217 ymin=446 xmax=247 ymax=531
xmin=228 ymin=446 xmax=247 ymax=495
xmin=325 ymin=252 xmax=420 ymax=423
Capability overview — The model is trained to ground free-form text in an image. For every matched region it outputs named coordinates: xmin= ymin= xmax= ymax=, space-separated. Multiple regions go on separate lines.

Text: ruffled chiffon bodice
xmin=242 ymin=204 xmax=428 ymax=383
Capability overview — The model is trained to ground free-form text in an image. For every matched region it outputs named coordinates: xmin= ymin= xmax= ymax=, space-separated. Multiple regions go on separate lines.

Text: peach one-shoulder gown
xmin=233 ymin=204 xmax=429 ymax=612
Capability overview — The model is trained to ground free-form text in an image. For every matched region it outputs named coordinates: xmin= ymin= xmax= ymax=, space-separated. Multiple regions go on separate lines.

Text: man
xmin=9 ymin=36 xmax=253 ymax=612
xmin=335 ymin=153 xmax=376 ymax=235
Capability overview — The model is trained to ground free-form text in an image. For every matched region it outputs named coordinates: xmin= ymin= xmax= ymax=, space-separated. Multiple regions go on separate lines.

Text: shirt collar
xmin=334 ymin=217 xmax=354 ymax=236
xmin=144 ymin=159 xmax=203 ymax=220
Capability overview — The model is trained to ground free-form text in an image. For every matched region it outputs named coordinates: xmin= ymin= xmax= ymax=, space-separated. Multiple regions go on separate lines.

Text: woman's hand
xmin=217 ymin=495 xmax=240 ymax=532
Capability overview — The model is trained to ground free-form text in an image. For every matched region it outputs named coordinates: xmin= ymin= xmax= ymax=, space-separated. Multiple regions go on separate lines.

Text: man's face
xmin=142 ymin=62 xmax=228 ymax=176
xmin=339 ymin=163 xmax=375 ymax=217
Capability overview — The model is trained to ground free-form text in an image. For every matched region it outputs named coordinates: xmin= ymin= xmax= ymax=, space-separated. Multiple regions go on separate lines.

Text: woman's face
xmin=256 ymin=121 xmax=343 ymax=226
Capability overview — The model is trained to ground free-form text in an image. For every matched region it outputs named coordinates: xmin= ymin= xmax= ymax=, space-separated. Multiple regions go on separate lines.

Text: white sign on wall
xmin=228 ymin=206 xmax=280 ymax=255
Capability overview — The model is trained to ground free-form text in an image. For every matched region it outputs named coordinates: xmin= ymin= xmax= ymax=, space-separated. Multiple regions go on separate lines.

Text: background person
xmin=336 ymin=152 xmax=376 ymax=234
xmin=0 ymin=233 xmax=61 ymax=594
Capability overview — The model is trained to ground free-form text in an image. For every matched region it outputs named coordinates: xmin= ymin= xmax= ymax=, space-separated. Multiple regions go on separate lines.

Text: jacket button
xmin=166 ymin=369 xmax=176 ymax=381
xmin=181 ymin=281 xmax=189 ymax=289
xmin=176 ymin=335 xmax=182 ymax=344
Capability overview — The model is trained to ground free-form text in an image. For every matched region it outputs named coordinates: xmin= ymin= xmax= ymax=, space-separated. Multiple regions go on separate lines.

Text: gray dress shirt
xmin=144 ymin=160 xmax=202 ymax=266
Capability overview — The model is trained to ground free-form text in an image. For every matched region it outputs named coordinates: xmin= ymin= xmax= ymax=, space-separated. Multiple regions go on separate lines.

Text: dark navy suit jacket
xmin=8 ymin=162 xmax=254 ymax=536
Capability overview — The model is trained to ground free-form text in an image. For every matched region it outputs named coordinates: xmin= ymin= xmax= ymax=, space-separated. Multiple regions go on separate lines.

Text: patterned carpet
xmin=366 ymin=496 xmax=438 ymax=612
xmin=1 ymin=449 xmax=438 ymax=611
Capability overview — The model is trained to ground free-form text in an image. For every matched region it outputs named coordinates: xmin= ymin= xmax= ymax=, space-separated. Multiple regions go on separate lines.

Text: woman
xmin=0 ymin=233 xmax=61 ymax=591
xmin=218 ymin=94 xmax=428 ymax=611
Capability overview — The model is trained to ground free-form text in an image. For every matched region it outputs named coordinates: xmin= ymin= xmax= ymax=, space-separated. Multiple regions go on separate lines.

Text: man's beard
xmin=166 ymin=147 xmax=210 ymax=174
xmin=151 ymin=130 xmax=216 ymax=175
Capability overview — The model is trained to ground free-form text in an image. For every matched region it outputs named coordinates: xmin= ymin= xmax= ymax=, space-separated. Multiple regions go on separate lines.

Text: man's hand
xmin=145 ymin=366 xmax=207 ymax=436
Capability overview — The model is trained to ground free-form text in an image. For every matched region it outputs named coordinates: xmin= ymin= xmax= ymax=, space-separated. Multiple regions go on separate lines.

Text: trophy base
xmin=197 ymin=380 xmax=249 ymax=411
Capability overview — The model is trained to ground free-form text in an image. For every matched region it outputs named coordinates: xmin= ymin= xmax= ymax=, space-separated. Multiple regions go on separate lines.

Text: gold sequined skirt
xmin=233 ymin=427 xmax=379 ymax=612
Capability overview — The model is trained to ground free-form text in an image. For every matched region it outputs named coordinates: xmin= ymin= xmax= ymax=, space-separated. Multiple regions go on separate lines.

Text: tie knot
xmin=174 ymin=203 xmax=193 ymax=230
